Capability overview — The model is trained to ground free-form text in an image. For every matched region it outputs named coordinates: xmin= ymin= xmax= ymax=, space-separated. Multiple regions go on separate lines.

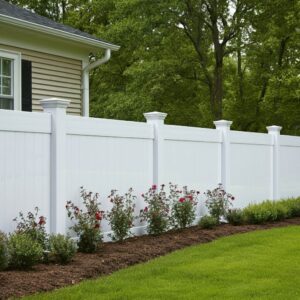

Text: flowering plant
xmin=106 ymin=188 xmax=136 ymax=241
xmin=140 ymin=184 xmax=170 ymax=235
xmin=170 ymin=184 xmax=199 ymax=229
xmin=205 ymin=184 xmax=235 ymax=223
xmin=13 ymin=207 xmax=47 ymax=249
xmin=66 ymin=187 xmax=104 ymax=253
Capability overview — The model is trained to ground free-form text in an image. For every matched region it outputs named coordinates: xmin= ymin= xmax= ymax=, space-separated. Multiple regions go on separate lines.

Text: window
xmin=0 ymin=58 xmax=13 ymax=109
xmin=0 ymin=50 xmax=21 ymax=110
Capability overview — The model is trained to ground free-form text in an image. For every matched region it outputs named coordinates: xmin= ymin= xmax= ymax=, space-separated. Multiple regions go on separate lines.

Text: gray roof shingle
xmin=0 ymin=0 xmax=118 ymax=49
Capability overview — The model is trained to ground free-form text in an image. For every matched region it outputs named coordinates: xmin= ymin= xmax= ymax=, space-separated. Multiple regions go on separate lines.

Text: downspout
xmin=82 ymin=48 xmax=111 ymax=117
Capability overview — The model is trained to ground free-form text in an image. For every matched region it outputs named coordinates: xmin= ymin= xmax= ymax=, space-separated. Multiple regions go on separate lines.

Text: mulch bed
xmin=1 ymin=218 xmax=300 ymax=299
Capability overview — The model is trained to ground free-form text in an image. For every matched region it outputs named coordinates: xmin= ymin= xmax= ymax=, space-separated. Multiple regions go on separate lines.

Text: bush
xmin=170 ymin=184 xmax=199 ymax=229
xmin=280 ymin=198 xmax=300 ymax=218
xmin=205 ymin=184 xmax=235 ymax=223
xmin=48 ymin=234 xmax=76 ymax=264
xmin=8 ymin=233 xmax=43 ymax=269
xmin=0 ymin=231 xmax=9 ymax=271
xmin=198 ymin=215 xmax=218 ymax=229
xmin=140 ymin=184 xmax=170 ymax=235
xmin=106 ymin=188 xmax=136 ymax=241
xmin=243 ymin=200 xmax=289 ymax=224
xmin=66 ymin=187 xmax=104 ymax=253
xmin=226 ymin=209 xmax=245 ymax=226
xmin=13 ymin=207 xmax=47 ymax=250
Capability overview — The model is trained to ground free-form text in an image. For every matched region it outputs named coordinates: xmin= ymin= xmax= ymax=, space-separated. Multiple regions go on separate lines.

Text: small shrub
xmin=243 ymin=200 xmax=289 ymax=224
xmin=140 ymin=184 xmax=170 ymax=235
xmin=106 ymin=188 xmax=136 ymax=241
xmin=226 ymin=209 xmax=245 ymax=225
xmin=0 ymin=231 xmax=9 ymax=271
xmin=170 ymin=184 xmax=199 ymax=229
xmin=281 ymin=198 xmax=300 ymax=218
xmin=205 ymin=184 xmax=235 ymax=222
xmin=243 ymin=204 xmax=270 ymax=224
xmin=8 ymin=233 xmax=43 ymax=269
xmin=13 ymin=207 xmax=47 ymax=250
xmin=66 ymin=187 xmax=104 ymax=253
xmin=198 ymin=215 xmax=218 ymax=229
xmin=48 ymin=234 xmax=76 ymax=264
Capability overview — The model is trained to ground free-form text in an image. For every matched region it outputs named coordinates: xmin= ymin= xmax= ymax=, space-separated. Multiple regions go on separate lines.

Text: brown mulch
xmin=1 ymin=218 xmax=300 ymax=300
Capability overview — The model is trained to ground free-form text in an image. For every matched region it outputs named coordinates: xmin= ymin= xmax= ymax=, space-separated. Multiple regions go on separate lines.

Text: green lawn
xmin=25 ymin=226 xmax=300 ymax=300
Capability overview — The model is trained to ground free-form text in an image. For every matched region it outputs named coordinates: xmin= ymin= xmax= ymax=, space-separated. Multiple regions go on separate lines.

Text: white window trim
xmin=0 ymin=49 xmax=21 ymax=110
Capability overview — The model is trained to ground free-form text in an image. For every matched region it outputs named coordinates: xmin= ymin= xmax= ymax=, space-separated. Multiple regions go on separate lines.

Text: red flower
xmin=151 ymin=184 xmax=157 ymax=190
xmin=179 ymin=197 xmax=185 ymax=203
xmin=187 ymin=195 xmax=193 ymax=200
xmin=144 ymin=206 xmax=148 ymax=212
xmin=94 ymin=223 xmax=100 ymax=229
xmin=38 ymin=216 xmax=46 ymax=225
xmin=95 ymin=211 xmax=102 ymax=221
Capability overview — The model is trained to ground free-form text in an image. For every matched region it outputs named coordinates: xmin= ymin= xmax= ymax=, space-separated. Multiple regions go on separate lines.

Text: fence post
xmin=214 ymin=120 xmax=232 ymax=191
xmin=144 ymin=112 xmax=167 ymax=186
xmin=40 ymin=98 xmax=70 ymax=234
xmin=267 ymin=125 xmax=282 ymax=200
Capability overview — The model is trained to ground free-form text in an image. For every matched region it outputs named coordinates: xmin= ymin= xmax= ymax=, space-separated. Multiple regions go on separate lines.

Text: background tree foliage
xmin=7 ymin=0 xmax=300 ymax=134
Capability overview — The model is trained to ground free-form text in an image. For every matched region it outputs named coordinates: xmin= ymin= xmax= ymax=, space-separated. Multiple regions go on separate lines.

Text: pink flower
xmin=152 ymin=185 xmax=157 ymax=190
xmin=38 ymin=216 xmax=46 ymax=225
xmin=95 ymin=211 xmax=102 ymax=220
xmin=144 ymin=206 xmax=148 ymax=212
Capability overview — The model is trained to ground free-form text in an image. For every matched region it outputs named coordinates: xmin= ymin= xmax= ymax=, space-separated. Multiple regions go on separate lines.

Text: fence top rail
xmin=280 ymin=135 xmax=300 ymax=147
xmin=163 ymin=124 xmax=221 ymax=143
xmin=230 ymin=130 xmax=272 ymax=146
xmin=0 ymin=109 xmax=51 ymax=134
xmin=66 ymin=115 xmax=154 ymax=140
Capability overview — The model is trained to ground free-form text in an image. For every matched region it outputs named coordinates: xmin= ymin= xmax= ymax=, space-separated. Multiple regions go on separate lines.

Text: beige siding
xmin=0 ymin=44 xmax=82 ymax=115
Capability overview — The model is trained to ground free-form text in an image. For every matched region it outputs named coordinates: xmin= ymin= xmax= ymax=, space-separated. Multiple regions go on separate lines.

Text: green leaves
xmin=9 ymin=0 xmax=300 ymax=134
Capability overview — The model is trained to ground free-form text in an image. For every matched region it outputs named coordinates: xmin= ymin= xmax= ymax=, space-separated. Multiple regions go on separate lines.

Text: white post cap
xmin=267 ymin=125 xmax=282 ymax=134
xmin=144 ymin=111 xmax=167 ymax=122
xmin=40 ymin=98 xmax=70 ymax=109
xmin=214 ymin=120 xmax=233 ymax=129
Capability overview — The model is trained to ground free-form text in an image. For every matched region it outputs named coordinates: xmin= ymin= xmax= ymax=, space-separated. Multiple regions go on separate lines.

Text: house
xmin=0 ymin=0 xmax=119 ymax=116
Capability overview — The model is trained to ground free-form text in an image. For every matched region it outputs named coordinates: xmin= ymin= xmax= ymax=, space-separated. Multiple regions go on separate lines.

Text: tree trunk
xmin=237 ymin=37 xmax=244 ymax=104
xmin=212 ymin=64 xmax=223 ymax=120
xmin=211 ymin=43 xmax=224 ymax=120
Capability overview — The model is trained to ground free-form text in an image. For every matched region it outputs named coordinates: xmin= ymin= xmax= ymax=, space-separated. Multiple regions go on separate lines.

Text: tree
xmin=7 ymin=0 xmax=300 ymax=134
xmin=7 ymin=0 xmax=69 ymax=22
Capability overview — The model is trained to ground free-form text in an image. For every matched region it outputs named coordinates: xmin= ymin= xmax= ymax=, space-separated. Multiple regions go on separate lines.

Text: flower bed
xmin=1 ymin=217 xmax=300 ymax=299
xmin=1 ymin=181 xmax=300 ymax=299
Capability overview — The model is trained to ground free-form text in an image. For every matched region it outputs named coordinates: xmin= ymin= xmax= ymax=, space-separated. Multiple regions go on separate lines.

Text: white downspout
xmin=82 ymin=48 xmax=111 ymax=117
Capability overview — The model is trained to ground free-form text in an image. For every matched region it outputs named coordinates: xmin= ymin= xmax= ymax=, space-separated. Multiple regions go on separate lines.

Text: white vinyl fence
xmin=1 ymin=98 xmax=300 ymax=236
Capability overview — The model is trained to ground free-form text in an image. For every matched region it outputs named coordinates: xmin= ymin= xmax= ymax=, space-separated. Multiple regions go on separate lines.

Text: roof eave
xmin=0 ymin=13 xmax=120 ymax=51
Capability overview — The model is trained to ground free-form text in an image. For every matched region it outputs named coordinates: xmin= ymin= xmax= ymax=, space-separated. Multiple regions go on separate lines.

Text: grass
xmin=25 ymin=226 xmax=300 ymax=300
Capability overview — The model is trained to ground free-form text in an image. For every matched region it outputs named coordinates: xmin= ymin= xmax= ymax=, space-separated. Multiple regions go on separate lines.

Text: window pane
xmin=0 ymin=98 xmax=13 ymax=110
xmin=2 ymin=59 xmax=12 ymax=76
xmin=2 ymin=77 xmax=11 ymax=95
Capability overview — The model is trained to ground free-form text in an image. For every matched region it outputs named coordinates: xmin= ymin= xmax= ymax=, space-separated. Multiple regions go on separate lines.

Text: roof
xmin=0 ymin=0 xmax=119 ymax=51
